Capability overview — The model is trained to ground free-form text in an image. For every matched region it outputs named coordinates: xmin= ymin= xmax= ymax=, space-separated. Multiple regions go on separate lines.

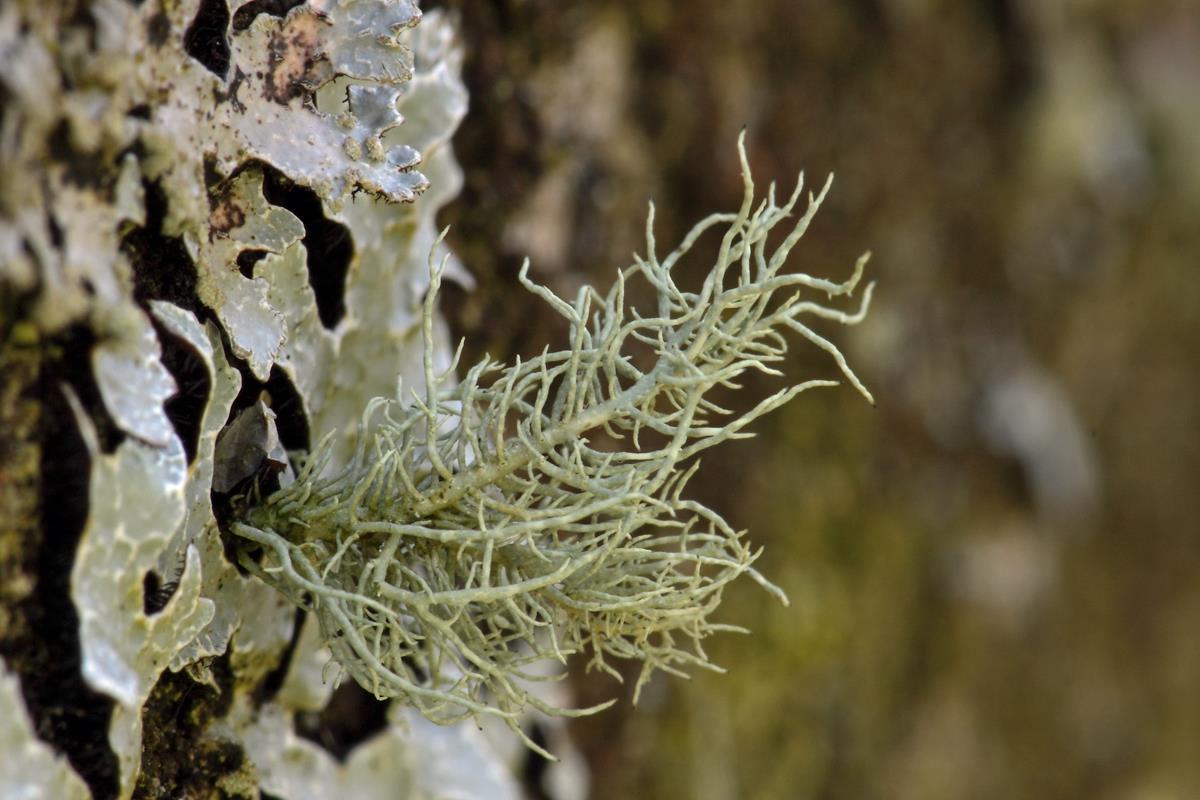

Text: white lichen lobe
xmin=3 ymin=1 xmax=505 ymax=792
xmin=232 ymin=134 xmax=874 ymax=756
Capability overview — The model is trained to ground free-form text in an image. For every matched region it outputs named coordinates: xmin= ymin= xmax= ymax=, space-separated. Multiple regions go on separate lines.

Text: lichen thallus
xmin=229 ymin=134 xmax=874 ymax=757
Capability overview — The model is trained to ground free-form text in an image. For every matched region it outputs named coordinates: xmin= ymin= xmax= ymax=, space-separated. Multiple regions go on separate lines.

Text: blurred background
xmin=429 ymin=1 xmax=1200 ymax=797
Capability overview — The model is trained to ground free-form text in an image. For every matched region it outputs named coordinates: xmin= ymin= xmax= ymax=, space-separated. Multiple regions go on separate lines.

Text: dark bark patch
xmin=260 ymin=165 xmax=353 ymax=329
xmin=0 ymin=341 xmax=122 ymax=799
xmin=133 ymin=652 xmax=252 ymax=800
xmin=151 ymin=315 xmax=213 ymax=465
xmin=210 ymin=361 xmax=308 ymax=536
xmin=147 ymin=11 xmax=171 ymax=47
xmin=124 ymin=179 xmax=204 ymax=319
xmin=184 ymin=0 xmax=232 ymax=79
xmin=294 ymin=681 xmax=390 ymax=762
xmin=232 ymin=0 xmax=306 ymax=32
xmin=48 ymin=119 xmax=113 ymax=191
xmin=252 ymin=607 xmax=306 ymax=705
xmin=141 ymin=568 xmax=181 ymax=616
xmin=521 ymin=722 xmax=555 ymax=799
xmin=236 ymin=250 xmax=269 ymax=279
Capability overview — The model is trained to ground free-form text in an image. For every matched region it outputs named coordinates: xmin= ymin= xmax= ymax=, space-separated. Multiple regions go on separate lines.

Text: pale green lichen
xmin=231 ymin=134 xmax=874 ymax=755
xmin=0 ymin=662 xmax=91 ymax=800
xmin=67 ymin=397 xmax=213 ymax=798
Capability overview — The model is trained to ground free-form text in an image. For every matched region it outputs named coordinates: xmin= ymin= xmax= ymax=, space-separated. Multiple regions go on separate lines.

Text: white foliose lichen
xmin=0 ymin=664 xmax=92 ymax=800
xmin=2 ymin=1 xmax=524 ymax=797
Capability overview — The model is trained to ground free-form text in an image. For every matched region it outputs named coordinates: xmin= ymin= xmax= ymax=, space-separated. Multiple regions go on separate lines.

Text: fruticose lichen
xmin=231 ymin=134 xmax=873 ymax=755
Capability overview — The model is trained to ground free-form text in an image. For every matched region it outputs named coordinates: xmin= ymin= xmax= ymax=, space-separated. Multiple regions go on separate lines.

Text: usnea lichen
xmin=230 ymin=134 xmax=874 ymax=755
